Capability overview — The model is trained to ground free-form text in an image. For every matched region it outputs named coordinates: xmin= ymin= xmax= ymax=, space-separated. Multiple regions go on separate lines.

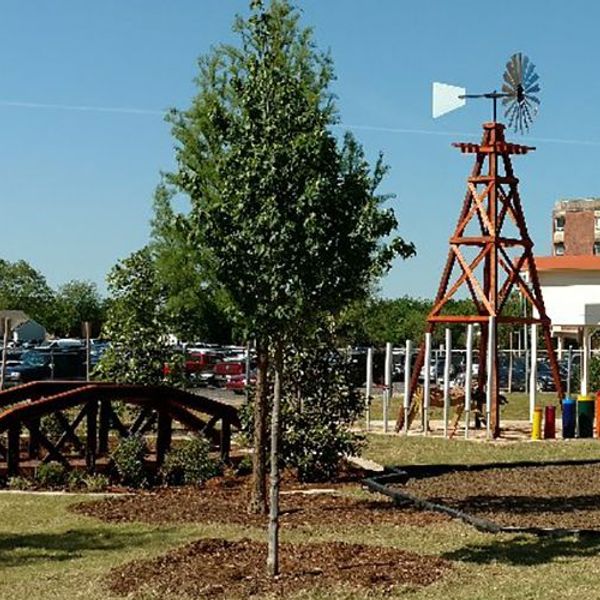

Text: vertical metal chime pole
xmin=529 ymin=323 xmax=538 ymax=422
xmin=383 ymin=342 xmax=392 ymax=433
xmin=567 ymin=344 xmax=573 ymax=397
xmin=443 ymin=329 xmax=452 ymax=438
xmin=423 ymin=332 xmax=432 ymax=435
xmin=464 ymin=324 xmax=473 ymax=439
xmin=84 ymin=321 xmax=91 ymax=382
xmin=485 ymin=317 xmax=495 ymax=440
xmin=365 ymin=347 xmax=373 ymax=431
xmin=0 ymin=318 xmax=10 ymax=391
xmin=403 ymin=340 xmax=412 ymax=435
xmin=508 ymin=332 xmax=514 ymax=394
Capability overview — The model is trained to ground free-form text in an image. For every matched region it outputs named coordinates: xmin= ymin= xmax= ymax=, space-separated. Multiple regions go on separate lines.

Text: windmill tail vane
xmin=432 ymin=52 xmax=540 ymax=134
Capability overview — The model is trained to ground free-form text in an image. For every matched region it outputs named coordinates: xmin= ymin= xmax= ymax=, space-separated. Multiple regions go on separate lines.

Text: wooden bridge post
xmin=86 ymin=400 xmax=98 ymax=473
xmin=98 ymin=400 xmax=111 ymax=454
xmin=7 ymin=423 xmax=20 ymax=477
xmin=156 ymin=410 xmax=172 ymax=468
xmin=27 ymin=417 xmax=41 ymax=459
xmin=220 ymin=418 xmax=231 ymax=463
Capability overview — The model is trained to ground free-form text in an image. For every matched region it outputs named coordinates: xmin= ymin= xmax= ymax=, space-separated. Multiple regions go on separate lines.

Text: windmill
xmin=398 ymin=53 xmax=562 ymax=438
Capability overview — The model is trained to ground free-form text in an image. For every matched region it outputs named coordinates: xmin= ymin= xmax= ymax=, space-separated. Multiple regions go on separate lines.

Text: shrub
xmin=82 ymin=474 xmax=110 ymax=493
xmin=40 ymin=414 xmax=64 ymax=443
xmin=161 ymin=436 xmax=220 ymax=486
xmin=111 ymin=435 xmax=147 ymax=488
xmin=241 ymin=336 xmax=366 ymax=483
xmin=35 ymin=461 xmax=68 ymax=488
xmin=8 ymin=476 xmax=33 ymax=491
xmin=67 ymin=470 xmax=85 ymax=491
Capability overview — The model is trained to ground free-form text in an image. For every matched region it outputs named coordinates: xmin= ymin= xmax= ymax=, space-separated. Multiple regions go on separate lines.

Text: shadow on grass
xmin=0 ymin=528 xmax=163 ymax=567
xmin=443 ymin=534 xmax=600 ymax=566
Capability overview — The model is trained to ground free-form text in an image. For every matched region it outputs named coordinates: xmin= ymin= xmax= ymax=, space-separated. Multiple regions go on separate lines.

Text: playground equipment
xmin=0 ymin=381 xmax=240 ymax=476
xmin=397 ymin=54 xmax=563 ymax=438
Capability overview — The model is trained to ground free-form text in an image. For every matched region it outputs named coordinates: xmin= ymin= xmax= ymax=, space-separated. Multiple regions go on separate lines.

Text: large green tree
xmin=0 ymin=259 xmax=55 ymax=327
xmin=168 ymin=0 xmax=414 ymax=573
xmin=52 ymin=280 xmax=105 ymax=337
xmin=96 ymin=247 xmax=173 ymax=385
xmin=149 ymin=183 xmax=233 ymax=344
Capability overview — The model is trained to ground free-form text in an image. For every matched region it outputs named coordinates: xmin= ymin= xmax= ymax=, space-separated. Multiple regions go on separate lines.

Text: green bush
xmin=111 ymin=435 xmax=147 ymax=488
xmin=40 ymin=414 xmax=64 ymax=443
xmin=67 ymin=470 xmax=84 ymax=491
xmin=241 ymin=337 xmax=366 ymax=482
xmin=161 ymin=436 xmax=220 ymax=486
xmin=8 ymin=476 xmax=33 ymax=491
xmin=35 ymin=461 xmax=68 ymax=488
xmin=82 ymin=474 xmax=110 ymax=492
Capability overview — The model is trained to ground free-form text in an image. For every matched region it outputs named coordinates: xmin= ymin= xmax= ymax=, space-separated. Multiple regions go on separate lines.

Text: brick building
xmin=552 ymin=198 xmax=600 ymax=256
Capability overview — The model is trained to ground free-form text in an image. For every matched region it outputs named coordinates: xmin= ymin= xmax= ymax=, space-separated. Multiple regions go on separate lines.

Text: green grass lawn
xmin=365 ymin=391 xmax=560 ymax=424
xmin=5 ymin=432 xmax=600 ymax=600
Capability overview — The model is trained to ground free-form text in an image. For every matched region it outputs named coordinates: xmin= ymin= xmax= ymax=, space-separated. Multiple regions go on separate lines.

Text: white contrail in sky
xmin=0 ymin=100 xmax=166 ymax=115
xmin=2 ymin=99 xmax=600 ymax=146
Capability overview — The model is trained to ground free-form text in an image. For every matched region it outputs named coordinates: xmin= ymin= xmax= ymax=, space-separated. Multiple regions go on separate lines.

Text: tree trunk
xmin=267 ymin=340 xmax=283 ymax=576
xmin=248 ymin=338 xmax=269 ymax=514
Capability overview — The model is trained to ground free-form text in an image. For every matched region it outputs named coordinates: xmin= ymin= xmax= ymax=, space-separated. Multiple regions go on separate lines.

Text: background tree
xmin=52 ymin=280 xmax=105 ymax=337
xmin=150 ymin=183 xmax=234 ymax=344
xmin=0 ymin=259 xmax=55 ymax=328
xmin=96 ymin=247 xmax=174 ymax=385
xmin=167 ymin=0 xmax=414 ymax=574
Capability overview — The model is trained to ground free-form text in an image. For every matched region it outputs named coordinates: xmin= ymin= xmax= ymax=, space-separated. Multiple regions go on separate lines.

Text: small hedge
xmin=35 ymin=461 xmax=69 ymax=488
xmin=111 ymin=435 xmax=148 ymax=488
xmin=161 ymin=436 xmax=220 ymax=486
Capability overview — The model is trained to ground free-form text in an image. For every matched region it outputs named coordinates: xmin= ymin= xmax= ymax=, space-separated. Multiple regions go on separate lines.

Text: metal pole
xmin=486 ymin=317 xmax=495 ymax=440
xmin=423 ymin=332 xmax=432 ymax=435
xmin=529 ymin=324 xmax=538 ymax=422
xmin=0 ymin=318 xmax=10 ymax=391
xmin=443 ymin=329 xmax=452 ymax=438
xmin=84 ymin=321 xmax=91 ymax=382
xmin=365 ymin=347 xmax=373 ymax=431
xmin=403 ymin=340 xmax=412 ymax=435
xmin=464 ymin=324 xmax=473 ymax=439
xmin=384 ymin=342 xmax=392 ymax=433
xmin=508 ymin=332 xmax=513 ymax=393
xmin=567 ymin=344 xmax=573 ymax=397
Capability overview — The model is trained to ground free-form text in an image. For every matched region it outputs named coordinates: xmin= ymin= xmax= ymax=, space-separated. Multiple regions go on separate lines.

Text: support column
xmin=86 ymin=400 xmax=98 ymax=473
xmin=529 ymin=324 xmax=538 ymax=422
xmin=581 ymin=327 xmax=592 ymax=397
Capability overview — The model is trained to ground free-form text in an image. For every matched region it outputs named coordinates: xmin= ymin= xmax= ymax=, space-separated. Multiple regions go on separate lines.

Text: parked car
xmin=4 ymin=348 xmax=86 ymax=385
xmin=225 ymin=370 xmax=257 ymax=394
xmin=213 ymin=357 xmax=254 ymax=387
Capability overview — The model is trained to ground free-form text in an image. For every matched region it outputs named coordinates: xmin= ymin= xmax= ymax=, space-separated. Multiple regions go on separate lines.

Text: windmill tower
xmin=399 ymin=54 xmax=563 ymax=437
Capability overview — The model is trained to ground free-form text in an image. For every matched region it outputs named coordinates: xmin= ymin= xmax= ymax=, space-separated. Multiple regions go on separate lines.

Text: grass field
xmin=366 ymin=390 xmax=559 ymax=424
xmin=4 ymin=433 xmax=600 ymax=599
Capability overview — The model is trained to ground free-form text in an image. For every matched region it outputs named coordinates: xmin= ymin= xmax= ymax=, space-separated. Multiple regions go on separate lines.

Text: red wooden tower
xmin=398 ymin=121 xmax=563 ymax=437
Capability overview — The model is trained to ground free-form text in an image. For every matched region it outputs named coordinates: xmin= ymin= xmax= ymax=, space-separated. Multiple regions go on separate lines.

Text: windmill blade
xmin=432 ymin=82 xmax=466 ymax=118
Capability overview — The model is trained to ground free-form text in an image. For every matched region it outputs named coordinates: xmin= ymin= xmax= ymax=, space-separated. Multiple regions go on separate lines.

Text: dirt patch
xmin=107 ymin=538 xmax=451 ymax=598
xmin=73 ymin=471 xmax=446 ymax=529
xmin=402 ymin=463 xmax=600 ymax=529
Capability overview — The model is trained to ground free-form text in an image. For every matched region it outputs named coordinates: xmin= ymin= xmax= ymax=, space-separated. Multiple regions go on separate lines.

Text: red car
xmin=225 ymin=371 xmax=257 ymax=394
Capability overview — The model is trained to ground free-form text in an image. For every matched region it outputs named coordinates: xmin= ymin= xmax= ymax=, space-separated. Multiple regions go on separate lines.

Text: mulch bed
xmin=402 ymin=463 xmax=600 ymax=529
xmin=107 ymin=538 xmax=451 ymax=598
xmin=72 ymin=469 xmax=447 ymax=529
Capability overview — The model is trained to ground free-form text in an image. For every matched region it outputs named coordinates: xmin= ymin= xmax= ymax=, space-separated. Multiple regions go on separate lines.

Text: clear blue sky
xmin=2 ymin=1 xmax=599 ymax=299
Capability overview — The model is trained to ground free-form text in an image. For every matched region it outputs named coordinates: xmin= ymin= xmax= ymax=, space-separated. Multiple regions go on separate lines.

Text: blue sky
xmin=2 ymin=1 xmax=600 ymax=299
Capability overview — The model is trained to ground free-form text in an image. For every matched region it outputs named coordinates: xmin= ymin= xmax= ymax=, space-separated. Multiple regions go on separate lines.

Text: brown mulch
xmin=72 ymin=470 xmax=447 ymax=529
xmin=107 ymin=538 xmax=451 ymax=598
xmin=402 ymin=463 xmax=600 ymax=529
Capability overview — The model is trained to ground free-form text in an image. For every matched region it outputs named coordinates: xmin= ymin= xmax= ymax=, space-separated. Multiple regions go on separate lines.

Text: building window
xmin=594 ymin=242 xmax=600 ymax=255
xmin=555 ymin=215 xmax=565 ymax=231
xmin=555 ymin=242 xmax=565 ymax=256
xmin=596 ymin=217 xmax=600 ymax=230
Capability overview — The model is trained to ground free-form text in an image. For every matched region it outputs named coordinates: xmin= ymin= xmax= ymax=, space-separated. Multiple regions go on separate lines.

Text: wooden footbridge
xmin=0 ymin=381 xmax=241 ymax=476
